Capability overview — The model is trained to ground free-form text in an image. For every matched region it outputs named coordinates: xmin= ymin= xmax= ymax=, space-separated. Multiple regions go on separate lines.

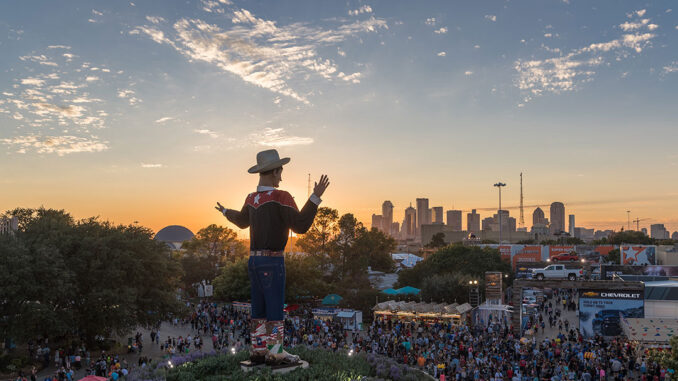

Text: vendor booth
xmin=336 ymin=310 xmax=363 ymax=331
xmin=232 ymin=301 xmax=251 ymax=314
xmin=373 ymin=301 xmax=472 ymax=325
xmin=472 ymin=301 xmax=513 ymax=329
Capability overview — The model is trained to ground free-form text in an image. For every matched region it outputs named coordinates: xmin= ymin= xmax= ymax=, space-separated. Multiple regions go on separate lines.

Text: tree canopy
xmin=178 ymin=224 xmax=247 ymax=291
xmin=0 ymin=208 xmax=183 ymax=345
xmin=395 ymin=244 xmax=511 ymax=303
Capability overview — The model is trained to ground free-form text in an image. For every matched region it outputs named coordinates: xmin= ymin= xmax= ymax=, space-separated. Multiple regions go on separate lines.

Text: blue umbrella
xmin=322 ymin=294 xmax=343 ymax=305
xmin=395 ymin=286 xmax=421 ymax=295
xmin=381 ymin=288 xmax=398 ymax=295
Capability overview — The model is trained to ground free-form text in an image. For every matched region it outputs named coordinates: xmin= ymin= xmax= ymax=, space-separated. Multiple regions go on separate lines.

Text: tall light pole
xmin=494 ymin=182 xmax=506 ymax=243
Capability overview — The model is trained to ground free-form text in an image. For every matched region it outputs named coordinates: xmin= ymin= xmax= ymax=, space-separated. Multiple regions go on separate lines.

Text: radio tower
xmin=519 ymin=172 xmax=525 ymax=229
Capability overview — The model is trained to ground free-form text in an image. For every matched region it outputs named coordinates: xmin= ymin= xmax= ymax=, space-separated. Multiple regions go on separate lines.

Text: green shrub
xmin=164 ymin=347 xmax=384 ymax=381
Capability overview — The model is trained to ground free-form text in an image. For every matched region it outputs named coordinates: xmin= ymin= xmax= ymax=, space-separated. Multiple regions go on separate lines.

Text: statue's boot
xmin=249 ymin=318 xmax=268 ymax=364
xmin=264 ymin=320 xmax=300 ymax=365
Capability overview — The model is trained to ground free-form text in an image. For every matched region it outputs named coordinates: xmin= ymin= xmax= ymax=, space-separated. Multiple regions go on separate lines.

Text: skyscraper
xmin=650 ymin=224 xmax=669 ymax=239
xmin=382 ymin=201 xmax=394 ymax=235
xmin=432 ymin=206 xmax=443 ymax=224
xmin=415 ymin=198 xmax=429 ymax=238
xmin=467 ymin=209 xmax=480 ymax=233
xmin=404 ymin=204 xmax=416 ymax=239
xmin=371 ymin=214 xmax=383 ymax=232
xmin=532 ymin=207 xmax=546 ymax=226
xmin=568 ymin=214 xmax=575 ymax=236
xmin=446 ymin=210 xmax=462 ymax=231
xmin=550 ymin=202 xmax=565 ymax=235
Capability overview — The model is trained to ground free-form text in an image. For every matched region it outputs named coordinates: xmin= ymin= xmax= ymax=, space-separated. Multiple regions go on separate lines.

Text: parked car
xmin=532 ymin=264 xmax=583 ymax=281
xmin=551 ymin=253 xmax=579 ymax=262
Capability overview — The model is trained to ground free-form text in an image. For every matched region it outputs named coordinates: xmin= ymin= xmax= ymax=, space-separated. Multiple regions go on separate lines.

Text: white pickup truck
xmin=532 ymin=264 xmax=582 ymax=281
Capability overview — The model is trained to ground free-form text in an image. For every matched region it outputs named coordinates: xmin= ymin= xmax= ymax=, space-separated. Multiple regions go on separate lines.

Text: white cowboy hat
xmin=248 ymin=149 xmax=291 ymax=174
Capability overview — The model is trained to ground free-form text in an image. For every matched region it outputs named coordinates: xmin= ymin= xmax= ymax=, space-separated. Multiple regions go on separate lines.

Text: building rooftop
xmin=154 ymin=225 xmax=195 ymax=243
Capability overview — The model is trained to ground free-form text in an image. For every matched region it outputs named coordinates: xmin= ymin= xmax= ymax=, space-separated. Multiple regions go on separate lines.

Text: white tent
xmin=391 ymin=253 xmax=424 ymax=268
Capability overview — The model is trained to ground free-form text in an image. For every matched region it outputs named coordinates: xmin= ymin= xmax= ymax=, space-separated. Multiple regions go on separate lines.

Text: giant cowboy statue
xmin=215 ymin=149 xmax=330 ymax=366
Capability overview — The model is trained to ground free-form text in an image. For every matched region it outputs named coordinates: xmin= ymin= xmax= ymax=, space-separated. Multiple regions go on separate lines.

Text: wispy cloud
xmin=141 ymin=163 xmax=163 ymax=168
xmin=464 ymin=70 xmax=473 ymax=76
xmin=348 ymin=5 xmax=372 ymax=16
xmin=1 ymin=135 xmax=108 ymax=155
xmin=250 ymin=127 xmax=313 ymax=147
xmin=434 ymin=27 xmax=448 ymax=34
xmin=155 ymin=116 xmax=174 ymax=123
xmin=484 ymin=15 xmax=497 ymax=22
xmin=132 ymin=7 xmax=386 ymax=104
xmin=664 ymin=61 xmax=678 ymax=73
xmin=117 ymin=89 xmax=140 ymax=105
xmin=194 ymin=129 xmax=219 ymax=138
xmin=425 ymin=17 xmax=436 ymax=26
xmin=0 ymin=47 xmax=134 ymax=155
xmin=437 ymin=51 xmax=446 ymax=57
xmin=515 ymin=10 xmax=657 ymax=103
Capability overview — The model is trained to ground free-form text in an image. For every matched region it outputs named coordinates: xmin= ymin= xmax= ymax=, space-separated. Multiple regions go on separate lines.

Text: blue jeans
xmin=248 ymin=256 xmax=285 ymax=321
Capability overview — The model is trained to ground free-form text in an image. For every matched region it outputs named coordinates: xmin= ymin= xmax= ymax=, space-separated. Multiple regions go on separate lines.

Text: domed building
xmin=154 ymin=225 xmax=195 ymax=250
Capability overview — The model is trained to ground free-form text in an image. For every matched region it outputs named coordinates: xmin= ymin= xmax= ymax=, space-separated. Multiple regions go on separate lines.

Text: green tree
xmin=296 ymin=207 xmax=339 ymax=259
xmin=331 ymin=213 xmax=362 ymax=280
xmin=284 ymin=255 xmax=328 ymax=302
xmin=179 ymin=224 xmax=247 ymax=291
xmin=355 ymin=228 xmax=396 ymax=272
xmin=606 ymin=248 xmax=620 ymax=264
xmin=650 ymin=336 xmax=678 ymax=380
xmin=2 ymin=208 xmax=183 ymax=345
xmin=606 ymin=230 xmax=654 ymax=245
xmin=420 ymin=273 xmax=473 ymax=304
xmin=213 ymin=259 xmax=250 ymax=302
xmin=396 ymin=244 xmax=511 ymax=289
xmin=426 ymin=232 xmax=447 ymax=248
xmin=181 ymin=224 xmax=246 ymax=262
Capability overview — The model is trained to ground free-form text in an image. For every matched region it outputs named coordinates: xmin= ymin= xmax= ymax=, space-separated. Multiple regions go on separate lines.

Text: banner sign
xmin=578 ymin=289 xmax=644 ymax=338
xmin=621 ymin=246 xmax=656 ymax=265
xmin=484 ymin=272 xmax=503 ymax=302
xmin=600 ymin=265 xmax=678 ymax=280
xmin=549 ymin=246 xmax=574 ymax=258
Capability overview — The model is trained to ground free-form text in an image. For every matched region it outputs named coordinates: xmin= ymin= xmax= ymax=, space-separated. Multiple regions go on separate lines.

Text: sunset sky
xmin=1 ymin=0 xmax=677 ymax=236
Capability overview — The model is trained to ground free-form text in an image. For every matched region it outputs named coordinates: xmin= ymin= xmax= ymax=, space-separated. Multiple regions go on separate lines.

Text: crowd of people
xmin=178 ymin=295 xmax=672 ymax=380
xmin=13 ymin=291 xmax=673 ymax=381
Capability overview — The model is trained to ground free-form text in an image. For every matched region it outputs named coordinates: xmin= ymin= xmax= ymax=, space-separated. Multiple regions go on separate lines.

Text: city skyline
xmin=1 ymin=1 xmax=677 ymax=235
xmin=369 ymin=192 xmax=678 ymax=240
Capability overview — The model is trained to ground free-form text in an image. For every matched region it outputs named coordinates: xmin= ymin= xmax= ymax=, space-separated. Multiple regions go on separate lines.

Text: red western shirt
xmin=225 ymin=186 xmax=321 ymax=251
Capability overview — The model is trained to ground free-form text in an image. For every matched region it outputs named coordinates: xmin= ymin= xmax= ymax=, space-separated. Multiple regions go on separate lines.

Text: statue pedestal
xmin=240 ymin=360 xmax=309 ymax=374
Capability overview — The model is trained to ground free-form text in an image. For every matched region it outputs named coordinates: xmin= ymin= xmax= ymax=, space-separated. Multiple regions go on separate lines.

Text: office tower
xmin=416 ymin=198 xmax=429 ymax=235
xmin=672 ymin=231 xmax=678 ymax=240
xmin=391 ymin=222 xmax=400 ymax=236
xmin=642 ymin=228 xmax=648 ymax=236
xmin=550 ymin=202 xmax=565 ymax=235
xmin=482 ymin=217 xmax=493 ymax=231
xmin=382 ymin=201 xmax=394 ymax=235
xmin=650 ymin=224 xmax=670 ymax=239
xmin=371 ymin=214 xmax=383 ymax=232
xmin=432 ymin=207 xmax=443 ymax=224
xmin=446 ymin=210 xmax=462 ymax=231
xmin=467 ymin=209 xmax=480 ymax=232
xmin=404 ymin=204 xmax=416 ymax=239
xmin=532 ymin=207 xmax=546 ymax=226
xmin=568 ymin=214 xmax=575 ymax=236
xmin=0 ymin=216 xmax=18 ymax=235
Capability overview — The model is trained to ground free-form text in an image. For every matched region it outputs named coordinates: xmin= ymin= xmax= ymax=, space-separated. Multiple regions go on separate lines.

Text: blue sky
xmin=1 ymin=0 xmax=677 ymax=233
